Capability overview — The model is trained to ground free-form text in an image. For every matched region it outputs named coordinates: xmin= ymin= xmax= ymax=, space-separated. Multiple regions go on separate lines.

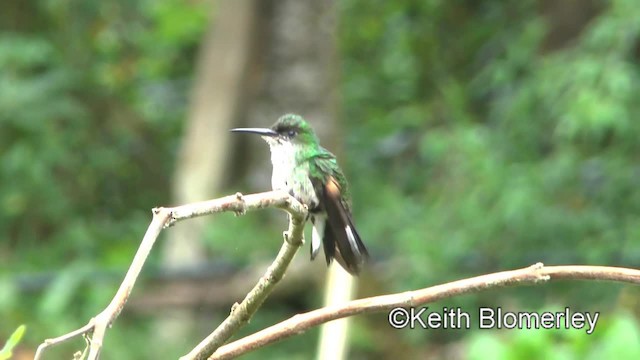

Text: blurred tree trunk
xmin=158 ymin=0 xmax=350 ymax=357
xmin=241 ymin=3 xmax=353 ymax=359
xmin=238 ymin=0 xmax=341 ymax=185
xmin=238 ymin=2 xmax=354 ymax=359
xmin=157 ymin=0 xmax=258 ymax=354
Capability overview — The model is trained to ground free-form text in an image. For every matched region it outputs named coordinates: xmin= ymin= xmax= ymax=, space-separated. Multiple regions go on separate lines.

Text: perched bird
xmin=231 ymin=114 xmax=369 ymax=275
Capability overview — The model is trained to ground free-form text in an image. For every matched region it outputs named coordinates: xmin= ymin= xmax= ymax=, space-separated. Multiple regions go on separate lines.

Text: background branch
xmin=34 ymin=191 xmax=306 ymax=360
xmin=209 ymin=264 xmax=640 ymax=359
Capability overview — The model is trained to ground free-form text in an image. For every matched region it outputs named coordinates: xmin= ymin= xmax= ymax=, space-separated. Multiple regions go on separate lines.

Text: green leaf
xmin=0 ymin=325 xmax=26 ymax=360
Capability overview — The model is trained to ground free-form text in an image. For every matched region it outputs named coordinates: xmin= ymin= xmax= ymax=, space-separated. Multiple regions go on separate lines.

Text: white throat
xmin=265 ymin=140 xmax=298 ymax=191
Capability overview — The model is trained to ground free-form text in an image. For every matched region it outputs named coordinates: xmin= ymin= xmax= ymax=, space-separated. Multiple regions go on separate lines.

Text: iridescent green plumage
xmin=309 ymin=151 xmax=352 ymax=211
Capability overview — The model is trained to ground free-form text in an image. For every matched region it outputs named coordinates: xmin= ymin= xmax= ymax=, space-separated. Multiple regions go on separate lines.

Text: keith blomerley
xmin=389 ymin=307 xmax=600 ymax=334
xmin=478 ymin=307 xmax=599 ymax=334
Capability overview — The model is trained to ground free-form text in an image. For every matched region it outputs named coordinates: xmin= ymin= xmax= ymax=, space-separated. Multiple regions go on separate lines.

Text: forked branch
xmin=34 ymin=191 xmax=307 ymax=360
xmin=34 ymin=191 xmax=640 ymax=360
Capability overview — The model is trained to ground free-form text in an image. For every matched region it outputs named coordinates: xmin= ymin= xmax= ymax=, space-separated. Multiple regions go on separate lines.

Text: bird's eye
xmin=287 ymin=130 xmax=297 ymax=138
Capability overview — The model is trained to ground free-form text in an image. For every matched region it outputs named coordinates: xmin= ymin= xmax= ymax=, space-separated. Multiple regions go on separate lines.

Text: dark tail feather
xmin=322 ymin=223 xmax=335 ymax=265
xmin=322 ymin=177 xmax=369 ymax=275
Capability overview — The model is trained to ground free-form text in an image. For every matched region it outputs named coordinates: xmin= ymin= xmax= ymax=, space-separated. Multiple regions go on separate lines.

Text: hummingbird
xmin=231 ymin=114 xmax=369 ymax=275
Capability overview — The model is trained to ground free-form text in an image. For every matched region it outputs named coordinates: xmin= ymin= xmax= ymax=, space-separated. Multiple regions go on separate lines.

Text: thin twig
xmin=180 ymin=209 xmax=306 ymax=360
xmin=35 ymin=191 xmax=306 ymax=360
xmin=34 ymin=322 xmax=94 ymax=357
xmin=209 ymin=263 xmax=640 ymax=359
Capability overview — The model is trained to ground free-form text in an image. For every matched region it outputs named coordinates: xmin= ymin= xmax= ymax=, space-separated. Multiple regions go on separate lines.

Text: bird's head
xmin=231 ymin=114 xmax=320 ymax=149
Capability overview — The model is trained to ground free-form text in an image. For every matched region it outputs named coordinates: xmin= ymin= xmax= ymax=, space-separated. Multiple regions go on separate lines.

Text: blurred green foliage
xmin=2 ymin=0 xmax=640 ymax=358
xmin=339 ymin=0 xmax=640 ymax=356
xmin=342 ymin=0 xmax=640 ymax=287
xmin=0 ymin=0 xmax=207 ymax=358
xmin=467 ymin=310 xmax=640 ymax=360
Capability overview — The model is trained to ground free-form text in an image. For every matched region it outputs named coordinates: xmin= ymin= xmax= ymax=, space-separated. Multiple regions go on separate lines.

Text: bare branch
xmin=179 ymin=208 xmax=306 ymax=360
xmin=35 ymin=189 xmax=640 ymax=360
xmin=35 ymin=190 xmax=306 ymax=360
xmin=209 ymin=263 xmax=640 ymax=359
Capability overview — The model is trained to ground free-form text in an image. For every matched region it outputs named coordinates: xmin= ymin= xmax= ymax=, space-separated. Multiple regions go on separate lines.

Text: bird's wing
xmin=310 ymin=152 xmax=369 ymax=274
